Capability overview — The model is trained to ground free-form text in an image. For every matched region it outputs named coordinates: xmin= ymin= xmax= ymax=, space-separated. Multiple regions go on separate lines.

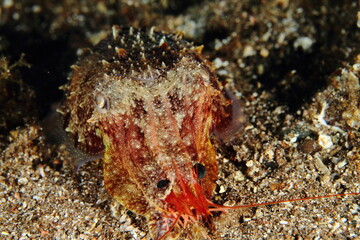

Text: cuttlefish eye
xmin=95 ymin=93 xmax=110 ymax=113
xmin=193 ymin=163 xmax=206 ymax=180
xmin=157 ymin=179 xmax=170 ymax=188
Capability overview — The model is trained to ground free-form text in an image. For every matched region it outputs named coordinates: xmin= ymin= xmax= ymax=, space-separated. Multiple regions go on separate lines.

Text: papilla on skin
xmin=57 ymin=26 xmax=360 ymax=239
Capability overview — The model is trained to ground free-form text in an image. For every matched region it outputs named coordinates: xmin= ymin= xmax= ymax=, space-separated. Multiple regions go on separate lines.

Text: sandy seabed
xmin=1 ymin=1 xmax=359 ymax=239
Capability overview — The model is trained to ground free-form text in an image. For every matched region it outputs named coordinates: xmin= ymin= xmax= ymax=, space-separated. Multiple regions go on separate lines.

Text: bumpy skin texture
xmin=61 ymin=26 xmax=230 ymax=239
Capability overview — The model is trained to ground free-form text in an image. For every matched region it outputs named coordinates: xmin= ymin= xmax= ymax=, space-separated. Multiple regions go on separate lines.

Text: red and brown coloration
xmin=61 ymin=26 xmax=231 ymax=239
xmin=60 ymin=26 xmax=360 ymax=239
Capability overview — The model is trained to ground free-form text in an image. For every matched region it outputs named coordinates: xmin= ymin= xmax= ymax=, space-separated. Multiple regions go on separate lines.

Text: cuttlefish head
xmin=89 ymin=59 xmax=230 ymax=239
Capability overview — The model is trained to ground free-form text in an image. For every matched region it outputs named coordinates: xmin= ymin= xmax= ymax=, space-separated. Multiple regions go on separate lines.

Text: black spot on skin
xmin=157 ymin=179 xmax=170 ymax=188
xmin=193 ymin=163 xmax=206 ymax=180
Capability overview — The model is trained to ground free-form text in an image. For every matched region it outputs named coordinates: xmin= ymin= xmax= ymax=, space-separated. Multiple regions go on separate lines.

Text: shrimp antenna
xmin=209 ymin=192 xmax=360 ymax=211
